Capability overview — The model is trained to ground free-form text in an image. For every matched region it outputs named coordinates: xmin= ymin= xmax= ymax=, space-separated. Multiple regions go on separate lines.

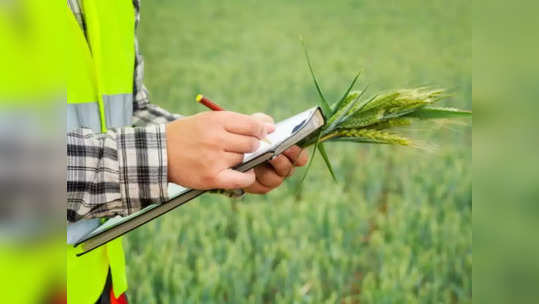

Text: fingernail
xmin=265 ymin=123 xmax=275 ymax=133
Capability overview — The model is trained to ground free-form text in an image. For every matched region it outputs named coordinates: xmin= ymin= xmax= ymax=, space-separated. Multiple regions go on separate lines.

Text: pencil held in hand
xmin=196 ymin=94 xmax=272 ymax=144
xmin=196 ymin=94 xmax=223 ymax=111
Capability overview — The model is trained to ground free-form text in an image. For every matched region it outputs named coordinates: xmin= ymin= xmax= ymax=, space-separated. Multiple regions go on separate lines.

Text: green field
xmin=124 ymin=0 xmax=471 ymax=303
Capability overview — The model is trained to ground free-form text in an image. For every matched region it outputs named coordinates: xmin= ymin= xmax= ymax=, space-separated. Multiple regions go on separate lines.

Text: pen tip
xmin=196 ymin=94 xmax=203 ymax=103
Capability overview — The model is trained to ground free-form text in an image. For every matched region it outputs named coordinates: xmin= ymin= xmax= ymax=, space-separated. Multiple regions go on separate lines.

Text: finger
xmin=223 ymin=133 xmax=260 ymax=153
xmin=295 ymin=149 xmax=309 ymax=167
xmin=251 ymin=113 xmax=274 ymax=124
xmin=287 ymin=167 xmax=296 ymax=177
xmin=223 ymin=152 xmax=244 ymax=167
xmin=265 ymin=123 xmax=275 ymax=134
xmin=268 ymin=154 xmax=294 ymax=177
xmin=214 ymin=169 xmax=256 ymax=189
xmin=222 ymin=112 xmax=269 ymax=139
xmin=282 ymin=146 xmax=309 ymax=167
xmin=282 ymin=146 xmax=303 ymax=164
xmin=251 ymin=113 xmax=275 ymax=134
xmin=254 ymin=164 xmax=284 ymax=188
xmin=244 ymin=180 xmax=272 ymax=194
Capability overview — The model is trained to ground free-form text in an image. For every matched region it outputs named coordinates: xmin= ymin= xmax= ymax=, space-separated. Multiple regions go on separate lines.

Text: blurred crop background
xmin=124 ymin=0 xmax=471 ymax=303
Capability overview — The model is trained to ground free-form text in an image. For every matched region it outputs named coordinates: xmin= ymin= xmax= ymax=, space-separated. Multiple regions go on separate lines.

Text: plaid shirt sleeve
xmin=67 ymin=125 xmax=168 ymax=221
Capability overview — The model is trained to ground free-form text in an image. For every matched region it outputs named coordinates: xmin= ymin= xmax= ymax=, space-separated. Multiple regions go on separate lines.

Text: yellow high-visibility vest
xmin=67 ymin=0 xmax=135 ymax=303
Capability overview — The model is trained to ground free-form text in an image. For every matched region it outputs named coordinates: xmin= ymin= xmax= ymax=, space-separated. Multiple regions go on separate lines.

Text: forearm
xmin=67 ymin=125 xmax=168 ymax=222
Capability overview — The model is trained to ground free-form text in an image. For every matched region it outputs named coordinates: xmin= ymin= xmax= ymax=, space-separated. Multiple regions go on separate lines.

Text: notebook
xmin=71 ymin=106 xmax=325 ymax=256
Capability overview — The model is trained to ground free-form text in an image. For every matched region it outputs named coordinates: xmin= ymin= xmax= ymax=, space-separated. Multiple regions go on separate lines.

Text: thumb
xmin=214 ymin=169 xmax=256 ymax=189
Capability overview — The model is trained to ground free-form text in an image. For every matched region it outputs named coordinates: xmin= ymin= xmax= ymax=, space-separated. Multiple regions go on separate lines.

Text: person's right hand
xmin=165 ymin=111 xmax=274 ymax=190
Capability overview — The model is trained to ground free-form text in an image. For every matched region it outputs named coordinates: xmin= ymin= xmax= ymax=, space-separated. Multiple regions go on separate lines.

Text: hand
xmin=166 ymin=111 xmax=274 ymax=190
xmin=244 ymin=113 xmax=309 ymax=194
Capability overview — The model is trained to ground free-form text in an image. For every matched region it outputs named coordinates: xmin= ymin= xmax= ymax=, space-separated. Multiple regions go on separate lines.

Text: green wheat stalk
xmin=298 ymin=40 xmax=472 ymax=182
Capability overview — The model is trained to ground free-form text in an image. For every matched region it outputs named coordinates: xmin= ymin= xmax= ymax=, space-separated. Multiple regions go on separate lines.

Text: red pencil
xmin=196 ymin=94 xmax=271 ymax=144
xmin=196 ymin=94 xmax=224 ymax=111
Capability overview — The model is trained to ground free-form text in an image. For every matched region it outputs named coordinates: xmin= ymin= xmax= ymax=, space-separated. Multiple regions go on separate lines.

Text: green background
xmin=125 ymin=0 xmax=471 ymax=303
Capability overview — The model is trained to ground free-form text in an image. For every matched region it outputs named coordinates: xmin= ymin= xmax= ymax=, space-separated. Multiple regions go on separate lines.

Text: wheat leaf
xmin=301 ymin=37 xmax=331 ymax=115
xmin=332 ymin=137 xmax=411 ymax=146
xmin=343 ymin=86 xmax=371 ymax=117
xmin=332 ymin=138 xmax=389 ymax=144
xmin=299 ymin=132 xmax=322 ymax=185
xmin=405 ymin=107 xmax=472 ymax=119
xmin=325 ymin=91 xmax=361 ymax=132
xmin=317 ymin=143 xmax=337 ymax=182
xmin=331 ymin=73 xmax=360 ymax=115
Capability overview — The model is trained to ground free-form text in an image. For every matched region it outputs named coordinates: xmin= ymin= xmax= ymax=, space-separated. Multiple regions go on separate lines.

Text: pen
xmin=196 ymin=94 xmax=271 ymax=144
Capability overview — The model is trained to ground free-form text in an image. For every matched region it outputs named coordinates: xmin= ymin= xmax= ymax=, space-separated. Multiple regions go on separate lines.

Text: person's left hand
xmin=244 ymin=113 xmax=309 ymax=194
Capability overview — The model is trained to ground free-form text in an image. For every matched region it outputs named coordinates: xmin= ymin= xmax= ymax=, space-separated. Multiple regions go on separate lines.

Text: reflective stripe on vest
xmin=67 ymin=94 xmax=133 ymax=132
xmin=67 ymin=0 xmax=135 ymax=303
